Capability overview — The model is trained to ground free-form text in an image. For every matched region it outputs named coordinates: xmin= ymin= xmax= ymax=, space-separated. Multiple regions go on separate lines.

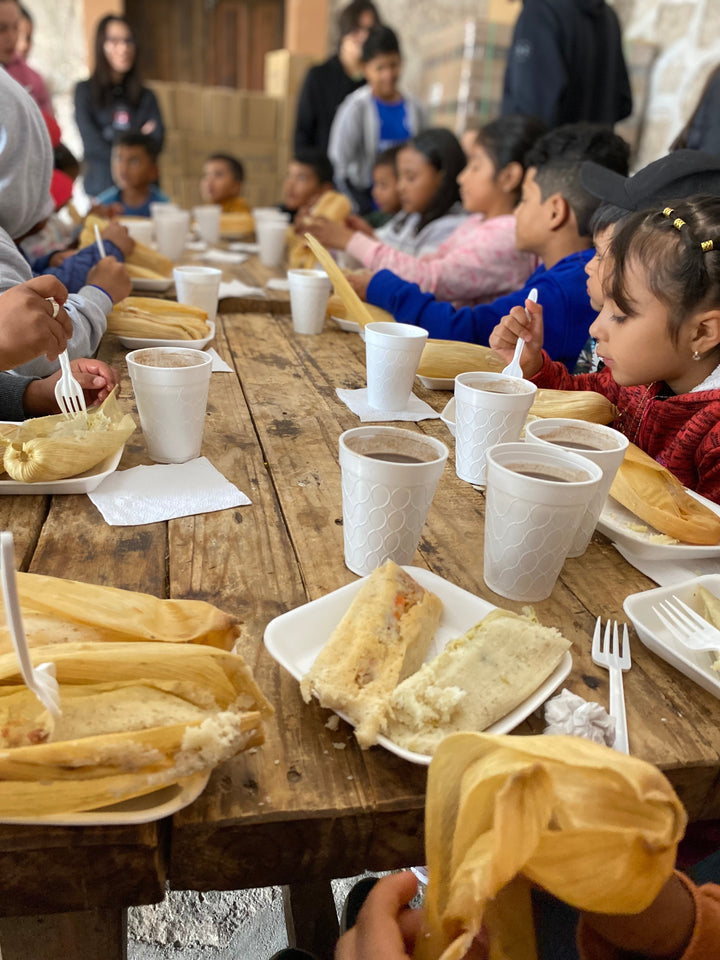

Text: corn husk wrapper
xmin=80 ymin=214 xmax=173 ymax=278
xmin=609 ymin=442 xmax=720 ymax=545
xmin=530 ymin=388 xmax=617 ymax=425
xmin=0 ymin=389 xmax=135 ymax=483
xmin=326 ymin=293 xmax=394 ymax=326
xmin=220 ymin=211 xmax=254 ymax=235
xmin=305 ymin=234 xmax=379 ymax=326
xmin=0 ymin=574 xmax=272 ymax=816
xmin=109 ymin=296 xmax=210 ymax=340
xmin=289 ymin=193 xmax=353 ymax=269
xmin=416 ymin=732 xmax=686 ymax=960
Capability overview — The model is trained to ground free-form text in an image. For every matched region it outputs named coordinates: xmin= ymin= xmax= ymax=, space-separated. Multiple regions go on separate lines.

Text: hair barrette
xmin=701 ymin=239 xmax=714 ymax=253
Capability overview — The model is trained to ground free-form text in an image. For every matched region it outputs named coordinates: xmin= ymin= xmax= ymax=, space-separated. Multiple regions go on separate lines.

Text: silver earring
xmin=693 ymin=350 xmax=702 ymax=361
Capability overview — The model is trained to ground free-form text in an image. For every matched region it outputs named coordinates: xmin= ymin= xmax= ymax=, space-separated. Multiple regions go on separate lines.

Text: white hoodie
xmin=0 ymin=70 xmax=111 ymax=388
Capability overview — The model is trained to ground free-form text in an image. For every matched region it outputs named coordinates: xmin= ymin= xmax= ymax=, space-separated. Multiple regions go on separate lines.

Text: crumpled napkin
xmin=202 ymin=248 xmax=248 ymax=264
xmin=544 ymin=688 xmax=616 ymax=746
xmin=219 ymin=279 xmax=265 ymax=299
xmin=336 ymin=387 xmax=441 ymax=422
xmin=614 ymin=543 xmax=720 ymax=586
xmin=206 ymin=347 xmax=233 ymax=372
xmin=88 ymin=457 xmax=251 ymax=525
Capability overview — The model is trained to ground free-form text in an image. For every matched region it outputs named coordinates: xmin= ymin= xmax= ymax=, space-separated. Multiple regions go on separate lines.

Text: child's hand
xmin=488 ymin=296 xmax=545 ymax=378
xmin=335 ymin=873 xmax=423 ymax=960
xmin=346 ymin=271 xmax=373 ymax=301
xmin=86 ymin=257 xmax=132 ymax=304
xmin=0 ymin=276 xmax=73 ymax=368
xmin=48 ymin=249 xmax=75 ymax=267
xmin=101 ymin=221 xmax=135 ymax=258
xmin=89 ymin=201 xmax=124 ymax=220
xmin=303 ymin=216 xmax=354 ymax=251
xmin=22 ymin=359 xmax=120 ymax=417
xmin=346 ymin=213 xmax=376 ymax=238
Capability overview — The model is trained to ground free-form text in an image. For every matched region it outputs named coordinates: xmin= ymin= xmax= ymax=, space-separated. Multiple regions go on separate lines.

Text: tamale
xmin=220 ymin=211 xmax=254 ymax=235
xmin=305 ymin=234 xmax=379 ymax=327
xmin=0 ymin=389 xmax=135 ymax=483
xmin=80 ymin=214 xmax=173 ymax=278
xmin=326 ymin=294 xmax=394 ymax=325
xmin=289 ymin=193 xmax=353 ymax=268
xmin=109 ymin=297 xmax=210 ymax=340
xmin=416 ymin=732 xmax=686 ymax=960
xmin=531 ymin=388 xmax=617 ymax=425
xmin=609 ymin=442 xmax=720 ymax=544
xmin=418 ymin=340 xmax=504 ymax=378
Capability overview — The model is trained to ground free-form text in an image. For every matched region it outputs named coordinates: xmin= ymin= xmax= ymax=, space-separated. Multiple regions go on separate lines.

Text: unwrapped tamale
xmin=109 ymin=297 xmax=210 ymax=340
xmin=0 ymin=389 xmax=135 ymax=482
xmin=609 ymin=442 xmax=720 ymax=544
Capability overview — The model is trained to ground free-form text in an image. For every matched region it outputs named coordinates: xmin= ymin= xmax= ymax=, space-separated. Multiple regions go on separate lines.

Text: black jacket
xmin=74 ymin=79 xmax=165 ymax=197
xmin=293 ymin=55 xmax=366 ymax=155
xmin=501 ymin=0 xmax=632 ymax=127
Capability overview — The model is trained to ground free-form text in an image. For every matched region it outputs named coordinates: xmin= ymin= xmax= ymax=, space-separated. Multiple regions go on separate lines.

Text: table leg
xmin=283 ymin=881 xmax=338 ymax=960
xmin=0 ymin=908 xmax=127 ymax=960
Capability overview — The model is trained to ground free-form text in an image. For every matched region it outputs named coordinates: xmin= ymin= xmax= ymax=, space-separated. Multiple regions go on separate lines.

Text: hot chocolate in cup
xmin=126 ymin=347 xmax=212 ymax=463
xmin=524 ymin=418 xmax=629 ymax=557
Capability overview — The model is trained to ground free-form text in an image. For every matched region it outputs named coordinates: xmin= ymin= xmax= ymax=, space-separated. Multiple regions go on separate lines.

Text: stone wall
xmin=331 ymin=0 xmax=720 ymax=167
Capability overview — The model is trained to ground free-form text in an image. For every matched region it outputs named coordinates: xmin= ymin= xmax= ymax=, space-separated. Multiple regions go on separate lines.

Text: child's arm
xmin=328 ymin=97 xmax=368 ymax=206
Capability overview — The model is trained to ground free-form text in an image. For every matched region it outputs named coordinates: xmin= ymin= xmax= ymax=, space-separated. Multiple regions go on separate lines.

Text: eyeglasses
xmin=104 ymin=36 xmax=135 ymax=47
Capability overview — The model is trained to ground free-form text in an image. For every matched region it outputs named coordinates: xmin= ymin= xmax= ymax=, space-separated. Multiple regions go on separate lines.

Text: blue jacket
xmin=28 ymin=240 xmax=126 ymax=294
xmin=94 ymin=185 xmax=170 ymax=218
xmin=366 ymin=249 xmax=596 ymax=371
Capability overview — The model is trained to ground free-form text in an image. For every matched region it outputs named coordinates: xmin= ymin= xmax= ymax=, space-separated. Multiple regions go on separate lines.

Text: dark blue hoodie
xmin=501 ymin=0 xmax=632 ymax=127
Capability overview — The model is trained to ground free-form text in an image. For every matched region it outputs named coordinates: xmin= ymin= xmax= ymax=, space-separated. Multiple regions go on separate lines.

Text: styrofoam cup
xmin=252 ymin=207 xmax=291 ymax=228
xmin=118 ymin=217 xmax=154 ymax=245
xmin=524 ymin=418 xmax=629 ymax=557
xmin=339 ymin=426 xmax=448 ymax=576
xmin=483 ymin=441 xmax=603 ymax=601
xmin=454 ymin=371 xmax=537 ymax=485
xmin=153 ymin=210 xmax=191 ymax=261
xmin=288 ymin=269 xmax=332 ymax=334
xmin=365 ymin=322 xmax=428 ymax=411
xmin=173 ymin=266 xmax=222 ymax=324
xmin=126 ymin=347 xmax=212 ymax=463
xmin=149 ymin=201 xmax=180 ymax=218
xmin=256 ymin=219 xmax=288 ymax=268
xmin=192 ymin=204 xmax=221 ymax=245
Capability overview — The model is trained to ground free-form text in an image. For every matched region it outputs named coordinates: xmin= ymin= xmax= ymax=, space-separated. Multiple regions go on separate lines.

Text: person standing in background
xmin=74 ymin=14 xmax=164 ymax=200
xmin=0 ymin=0 xmax=53 ymax=115
xmin=501 ymin=0 xmax=632 ymax=127
xmin=293 ymin=0 xmax=379 ymax=155
xmin=671 ymin=66 xmax=720 ymax=156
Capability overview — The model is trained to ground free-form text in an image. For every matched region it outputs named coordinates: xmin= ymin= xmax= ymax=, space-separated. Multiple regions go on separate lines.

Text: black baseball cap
xmin=580 ymin=149 xmax=720 ymax=210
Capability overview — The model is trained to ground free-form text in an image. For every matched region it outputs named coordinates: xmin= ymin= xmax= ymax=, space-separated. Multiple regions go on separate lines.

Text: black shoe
xmin=339 ymin=876 xmax=379 ymax=934
xmin=267 ymin=951 xmax=319 ymax=960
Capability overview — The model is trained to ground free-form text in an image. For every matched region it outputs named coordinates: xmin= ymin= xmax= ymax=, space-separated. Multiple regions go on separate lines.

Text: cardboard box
xmin=245 ymin=93 xmax=279 ymax=140
xmin=264 ymin=49 xmax=315 ymax=100
xmin=173 ymin=83 xmax=205 ymax=134
xmin=146 ymin=80 xmax=176 ymax=129
xmin=201 ymin=88 xmax=246 ymax=138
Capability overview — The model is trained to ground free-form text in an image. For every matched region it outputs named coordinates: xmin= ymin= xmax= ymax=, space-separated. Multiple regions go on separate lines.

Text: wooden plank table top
xmin=1 ymin=308 xmax=720 ymax=956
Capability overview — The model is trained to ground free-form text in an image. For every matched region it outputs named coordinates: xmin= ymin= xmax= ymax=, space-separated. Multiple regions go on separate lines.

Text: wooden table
xmin=1 ymin=309 xmax=720 ymax=959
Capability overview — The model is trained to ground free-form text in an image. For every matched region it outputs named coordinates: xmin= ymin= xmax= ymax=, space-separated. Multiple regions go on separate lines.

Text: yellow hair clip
xmin=673 ymin=218 xmax=686 ymax=230
xmin=701 ymin=239 xmax=714 ymax=253
xmin=662 ymin=207 xmax=674 ymax=218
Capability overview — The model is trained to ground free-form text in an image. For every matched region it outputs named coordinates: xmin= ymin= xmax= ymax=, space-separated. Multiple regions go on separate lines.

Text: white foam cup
xmin=173 ymin=266 xmax=222 ymax=324
xmin=256 ymin=219 xmax=288 ymax=268
xmin=287 ymin=269 xmax=332 ymax=334
xmin=483 ymin=441 xmax=603 ymax=601
xmin=339 ymin=426 xmax=448 ymax=576
xmin=454 ymin=371 xmax=537 ymax=485
xmin=192 ymin=204 xmax=221 ymax=245
xmin=126 ymin=347 xmax=212 ymax=464
xmin=153 ymin=209 xmax=191 ymax=261
xmin=365 ymin=322 xmax=428 ymax=411
xmin=118 ymin=217 xmax=154 ymax=245
xmin=524 ymin=418 xmax=629 ymax=557
xmin=149 ymin=201 xmax=180 ymax=218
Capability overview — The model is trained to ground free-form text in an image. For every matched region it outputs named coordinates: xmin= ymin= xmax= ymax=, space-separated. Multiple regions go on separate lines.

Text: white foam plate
xmin=0 ymin=426 xmax=124 ymax=495
xmin=416 ymin=375 xmax=455 ymax=391
xmin=130 ymin=277 xmax=173 ymax=292
xmin=0 ymin=771 xmax=210 ymax=825
xmin=597 ymin=489 xmax=720 ymax=560
xmin=229 ymin=241 xmax=259 ymax=254
xmin=264 ymin=565 xmax=572 ymax=765
xmin=330 ymin=315 xmax=361 ymax=334
xmin=623 ymin=574 xmax=720 ymax=700
xmin=440 ymin=396 xmax=456 ymax=437
xmin=119 ymin=319 xmax=216 ymax=351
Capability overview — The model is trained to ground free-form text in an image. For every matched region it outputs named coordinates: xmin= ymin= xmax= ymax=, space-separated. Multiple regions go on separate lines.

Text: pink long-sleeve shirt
xmin=4 ymin=55 xmax=53 ymax=117
xmin=345 ymin=213 xmax=537 ymax=308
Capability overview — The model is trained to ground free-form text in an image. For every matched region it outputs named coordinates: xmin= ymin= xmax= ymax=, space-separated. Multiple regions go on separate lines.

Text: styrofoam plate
xmin=119 ymin=320 xmax=216 ymax=351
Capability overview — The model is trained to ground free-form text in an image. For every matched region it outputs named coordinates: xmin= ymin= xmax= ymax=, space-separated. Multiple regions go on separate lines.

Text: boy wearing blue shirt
xmin=94 ymin=132 xmax=169 ymax=217
xmin=351 ymin=125 xmax=630 ymax=370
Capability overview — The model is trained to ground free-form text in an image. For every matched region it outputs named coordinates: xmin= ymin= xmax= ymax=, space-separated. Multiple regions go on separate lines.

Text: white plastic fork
xmin=0 ymin=532 xmax=61 ymax=718
xmin=591 ymin=617 xmax=631 ymax=754
xmin=653 ymin=596 xmax=720 ymax=652
xmin=501 ymin=287 xmax=538 ymax=377
xmin=55 ymin=349 xmax=87 ymax=419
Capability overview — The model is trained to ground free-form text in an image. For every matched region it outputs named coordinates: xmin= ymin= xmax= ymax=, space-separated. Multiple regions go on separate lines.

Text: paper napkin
xmin=206 ymin=348 xmax=233 ymax=372
xmin=218 ymin=279 xmax=266 ymax=300
xmin=544 ymin=688 xmax=616 ymax=747
xmin=202 ymin=249 xmax=248 ymax=264
xmin=613 ymin=543 xmax=720 ymax=587
xmin=336 ymin=387 xmax=441 ymax=422
xmin=265 ymin=277 xmax=290 ymax=292
xmin=229 ymin=241 xmax=260 ymax=254
xmin=88 ymin=457 xmax=251 ymax=526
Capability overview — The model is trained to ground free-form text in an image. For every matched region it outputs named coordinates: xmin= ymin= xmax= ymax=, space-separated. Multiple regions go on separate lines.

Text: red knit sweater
xmin=531 ymin=354 xmax=720 ymax=503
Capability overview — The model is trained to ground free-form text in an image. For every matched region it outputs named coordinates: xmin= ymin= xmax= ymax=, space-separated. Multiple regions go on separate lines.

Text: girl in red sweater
xmin=489 ymin=195 xmax=720 ymax=503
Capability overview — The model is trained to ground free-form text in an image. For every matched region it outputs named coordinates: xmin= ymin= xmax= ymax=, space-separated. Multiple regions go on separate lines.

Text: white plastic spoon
xmin=501 ymin=287 xmax=538 ymax=377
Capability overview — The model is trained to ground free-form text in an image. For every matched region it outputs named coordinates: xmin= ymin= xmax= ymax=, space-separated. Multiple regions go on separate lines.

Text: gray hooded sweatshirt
xmin=0 ymin=70 xmax=111 ymax=414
